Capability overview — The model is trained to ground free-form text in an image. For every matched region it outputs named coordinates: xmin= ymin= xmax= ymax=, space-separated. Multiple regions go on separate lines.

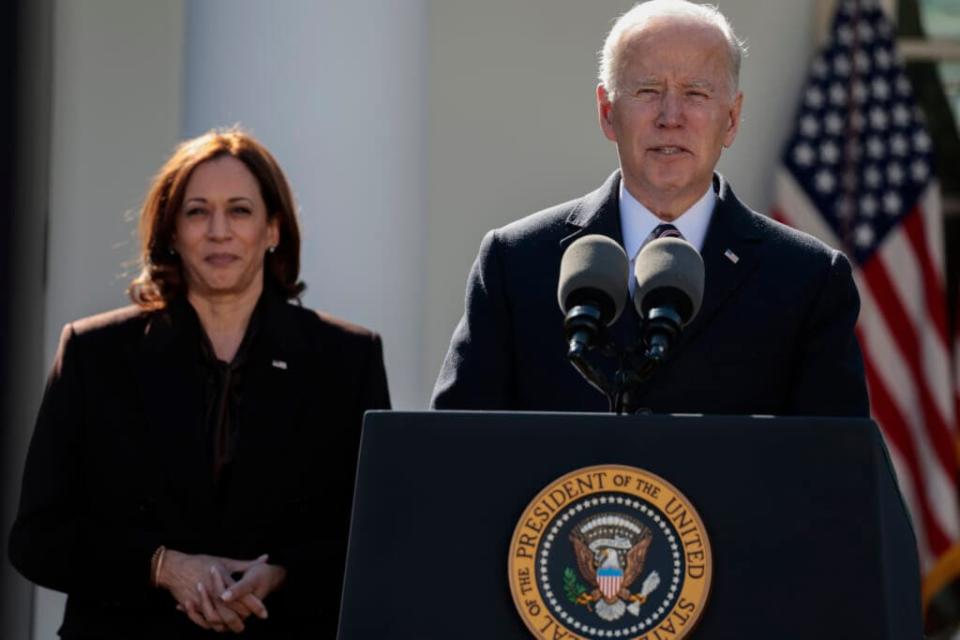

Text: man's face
xmin=598 ymin=17 xmax=743 ymax=219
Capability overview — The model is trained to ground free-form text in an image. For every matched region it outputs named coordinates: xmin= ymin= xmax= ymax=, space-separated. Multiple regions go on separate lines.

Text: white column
xmin=183 ymin=0 xmax=428 ymax=408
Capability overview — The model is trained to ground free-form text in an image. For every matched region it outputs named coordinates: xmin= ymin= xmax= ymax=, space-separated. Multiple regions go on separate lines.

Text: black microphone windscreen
xmin=633 ymin=237 xmax=705 ymax=325
xmin=557 ymin=235 xmax=628 ymax=325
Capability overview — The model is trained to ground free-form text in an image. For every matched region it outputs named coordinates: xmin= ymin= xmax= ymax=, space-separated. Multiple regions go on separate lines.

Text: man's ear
xmin=723 ymin=91 xmax=744 ymax=148
xmin=597 ymin=84 xmax=618 ymax=142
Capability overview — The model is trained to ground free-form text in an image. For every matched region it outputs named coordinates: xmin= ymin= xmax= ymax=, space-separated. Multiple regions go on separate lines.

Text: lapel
xmin=134 ymin=299 xmax=217 ymax=515
xmin=220 ymin=287 xmax=307 ymax=520
xmin=559 ymin=170 xmax=624 ymax=250
xmin=559 ymin=170 xmax=639 ymax=349
xmin=670 ymin=174 xmax=764 ymax=356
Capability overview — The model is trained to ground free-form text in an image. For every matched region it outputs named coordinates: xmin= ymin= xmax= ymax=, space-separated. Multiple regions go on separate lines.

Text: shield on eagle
xmin=597 ymin=565 xmax=624 ymax=600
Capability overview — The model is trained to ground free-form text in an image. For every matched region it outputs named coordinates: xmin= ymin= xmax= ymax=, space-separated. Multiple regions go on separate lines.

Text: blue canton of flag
xmin=781 ymin=0 xmax=934 ymax=265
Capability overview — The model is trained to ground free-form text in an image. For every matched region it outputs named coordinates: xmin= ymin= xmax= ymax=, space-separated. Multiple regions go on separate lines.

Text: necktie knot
xmin=651 ymin=223 xmax=683 ymax=240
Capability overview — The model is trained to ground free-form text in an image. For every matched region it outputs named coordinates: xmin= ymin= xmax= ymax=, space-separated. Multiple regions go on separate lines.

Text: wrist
xmin=154 ymin=548 xmax=183 ymax=589
xmin=149 ymin=545 xmax=167 ymax=588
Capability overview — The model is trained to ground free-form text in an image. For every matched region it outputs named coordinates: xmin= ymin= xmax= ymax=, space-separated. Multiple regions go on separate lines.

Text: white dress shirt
xmin=619 ymin=182 xmax=715 ymax=295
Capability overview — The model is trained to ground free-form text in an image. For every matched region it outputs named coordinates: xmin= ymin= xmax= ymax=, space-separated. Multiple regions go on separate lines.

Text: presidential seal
xmin=508 ymin=465 xmax=711 ymax=640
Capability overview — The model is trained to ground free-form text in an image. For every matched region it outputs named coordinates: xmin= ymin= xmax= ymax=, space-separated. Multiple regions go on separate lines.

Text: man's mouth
xmin=650 ymin=146 xmax=688 ymax=156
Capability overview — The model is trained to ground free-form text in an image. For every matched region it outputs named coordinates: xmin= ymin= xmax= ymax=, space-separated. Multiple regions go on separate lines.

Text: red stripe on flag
xmin=862 ymin=338 xmax=951 ymax=555
xmin=902 ymin=207 xmax=951 ymax=347
xmin=860 ymin=257 xmax=956 ymax=476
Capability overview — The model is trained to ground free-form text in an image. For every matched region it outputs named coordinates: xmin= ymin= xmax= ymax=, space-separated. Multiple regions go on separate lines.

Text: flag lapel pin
xmin=724 ymin=249 xmax=739 ymax=264
xmin=272 ymin=359 xmax=288 ymax=370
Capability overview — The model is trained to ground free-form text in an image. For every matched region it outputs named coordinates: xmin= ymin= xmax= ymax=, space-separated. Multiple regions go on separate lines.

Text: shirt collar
xmin=619 ymin=181 xmax=716 ymax=260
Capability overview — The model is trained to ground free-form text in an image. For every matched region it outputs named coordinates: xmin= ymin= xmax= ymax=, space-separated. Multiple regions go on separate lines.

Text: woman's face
xmin=173 ymin=156 xmax=279 ymax=302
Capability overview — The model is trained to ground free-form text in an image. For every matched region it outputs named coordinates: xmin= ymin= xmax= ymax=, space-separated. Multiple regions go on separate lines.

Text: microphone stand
xmin=613 ymin=346 xmax=656 ymax=415
xmin=566 ymin=317 xmax=680 ymax=415
xmin=566 ymin=331 xmax=663 ymax=415
xmin=566 ymin=328 xmax=617 ymax=412
xmin=612 ymin=307 xmax=683 ymax=413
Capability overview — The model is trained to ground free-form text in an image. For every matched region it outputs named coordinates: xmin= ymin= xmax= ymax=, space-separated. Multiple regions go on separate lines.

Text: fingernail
xmin=196 ymin=581 xmax=204 ymax=593
xmin=221 ymin=589 xmax=233 ymax=601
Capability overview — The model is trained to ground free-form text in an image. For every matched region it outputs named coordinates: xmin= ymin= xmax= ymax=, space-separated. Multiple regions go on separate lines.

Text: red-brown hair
xmin=128 ymin=128 xmax=305 ymax=308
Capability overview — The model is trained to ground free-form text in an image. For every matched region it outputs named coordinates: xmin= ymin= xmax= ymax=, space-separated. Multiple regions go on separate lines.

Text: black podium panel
xmin=338 ymin=412 xmax=919 ymax=639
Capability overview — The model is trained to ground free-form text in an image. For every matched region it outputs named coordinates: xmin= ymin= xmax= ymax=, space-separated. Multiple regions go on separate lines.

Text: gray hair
xmin=598 ymin=0 xmax=747 ymax=100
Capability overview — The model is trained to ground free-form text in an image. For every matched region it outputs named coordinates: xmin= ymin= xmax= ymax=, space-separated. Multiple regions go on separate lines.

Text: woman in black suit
xmin=9 ymin=129 xmax=390 ymax=638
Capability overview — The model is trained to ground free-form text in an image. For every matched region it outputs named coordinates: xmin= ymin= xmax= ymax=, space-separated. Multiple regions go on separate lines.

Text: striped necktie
xmin=650 ymin=223 xmax=683 ymax=241
xmin=629 ymin=223 xmax=685 ymax=297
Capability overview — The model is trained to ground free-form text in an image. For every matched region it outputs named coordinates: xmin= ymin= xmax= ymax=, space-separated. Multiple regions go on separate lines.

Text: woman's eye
xmin=232 ymin=207 xmax=252 ymax=216
xmin=185 ymin=207 xmax=206 ymax=217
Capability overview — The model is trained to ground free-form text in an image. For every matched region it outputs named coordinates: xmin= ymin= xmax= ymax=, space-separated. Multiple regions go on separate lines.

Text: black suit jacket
xmin=432 ymin=171 xmax=868 ymax=416
xmin=9 ymin=287 xmax=390 ymax=638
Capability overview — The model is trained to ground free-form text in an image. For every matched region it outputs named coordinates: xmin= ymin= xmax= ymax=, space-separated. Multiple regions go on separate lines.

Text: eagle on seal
xmin=569 ymin=513 xmax=660 ymax=622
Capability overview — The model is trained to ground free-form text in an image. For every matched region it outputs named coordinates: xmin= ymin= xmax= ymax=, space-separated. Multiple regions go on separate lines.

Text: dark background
xmin=1 ymin=0 xmax=23 ymax=635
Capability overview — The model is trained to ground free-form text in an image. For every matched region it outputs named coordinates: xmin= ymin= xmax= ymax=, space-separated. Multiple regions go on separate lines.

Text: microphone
xmin=557 ymin=235 xmax=629 ymax=358
xmin=633 ymin=237 xmax=705 ymax=362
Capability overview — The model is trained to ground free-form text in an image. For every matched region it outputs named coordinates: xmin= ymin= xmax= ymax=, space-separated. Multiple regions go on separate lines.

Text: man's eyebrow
xmin=628 ymin=77 xmax=716 ymax=90
xmin=684 ymin=80 xmax=715 ymax=91
xmin=634 ymin=76 xmax=661 ymax=86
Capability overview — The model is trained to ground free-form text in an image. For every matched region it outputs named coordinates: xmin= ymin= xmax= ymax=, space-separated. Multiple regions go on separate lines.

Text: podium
xmin=338 ymin=412 xmax=920 ymax=639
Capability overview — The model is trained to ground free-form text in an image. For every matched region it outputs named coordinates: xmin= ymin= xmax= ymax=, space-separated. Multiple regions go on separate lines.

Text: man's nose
xmin=656 ymin=92 xmax=683 ymax=127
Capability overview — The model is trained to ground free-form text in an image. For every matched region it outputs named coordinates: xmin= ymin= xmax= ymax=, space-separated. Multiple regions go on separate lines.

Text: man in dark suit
xmin=431 ymin=0 xmax=868 ymax=416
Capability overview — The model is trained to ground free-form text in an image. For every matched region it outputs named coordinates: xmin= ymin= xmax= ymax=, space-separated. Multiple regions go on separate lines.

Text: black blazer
xmin=9 ymin=288 xmax=390 ymax=638
xmin=432 ymin=171 xmax=869 ymax=416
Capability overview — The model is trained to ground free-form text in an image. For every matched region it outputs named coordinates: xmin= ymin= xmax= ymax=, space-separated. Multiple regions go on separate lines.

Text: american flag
xmin=773 ymin=0 xmax=960 ymax=605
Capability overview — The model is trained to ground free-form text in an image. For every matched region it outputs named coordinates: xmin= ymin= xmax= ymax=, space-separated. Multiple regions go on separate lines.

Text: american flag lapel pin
xmin=724 ymin=249 xmax=739 ymax=264
xmin=272 ymin=359 xmax=287 ymax=370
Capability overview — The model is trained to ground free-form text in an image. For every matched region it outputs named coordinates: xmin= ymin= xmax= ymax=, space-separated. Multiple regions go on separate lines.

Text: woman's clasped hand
xmin=158 ymin=550 xmax=286 ymax=633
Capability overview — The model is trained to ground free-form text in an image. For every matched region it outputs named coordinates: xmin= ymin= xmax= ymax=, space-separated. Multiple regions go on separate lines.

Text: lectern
xmin=338 ymin=412 xmax=920 ymax=639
